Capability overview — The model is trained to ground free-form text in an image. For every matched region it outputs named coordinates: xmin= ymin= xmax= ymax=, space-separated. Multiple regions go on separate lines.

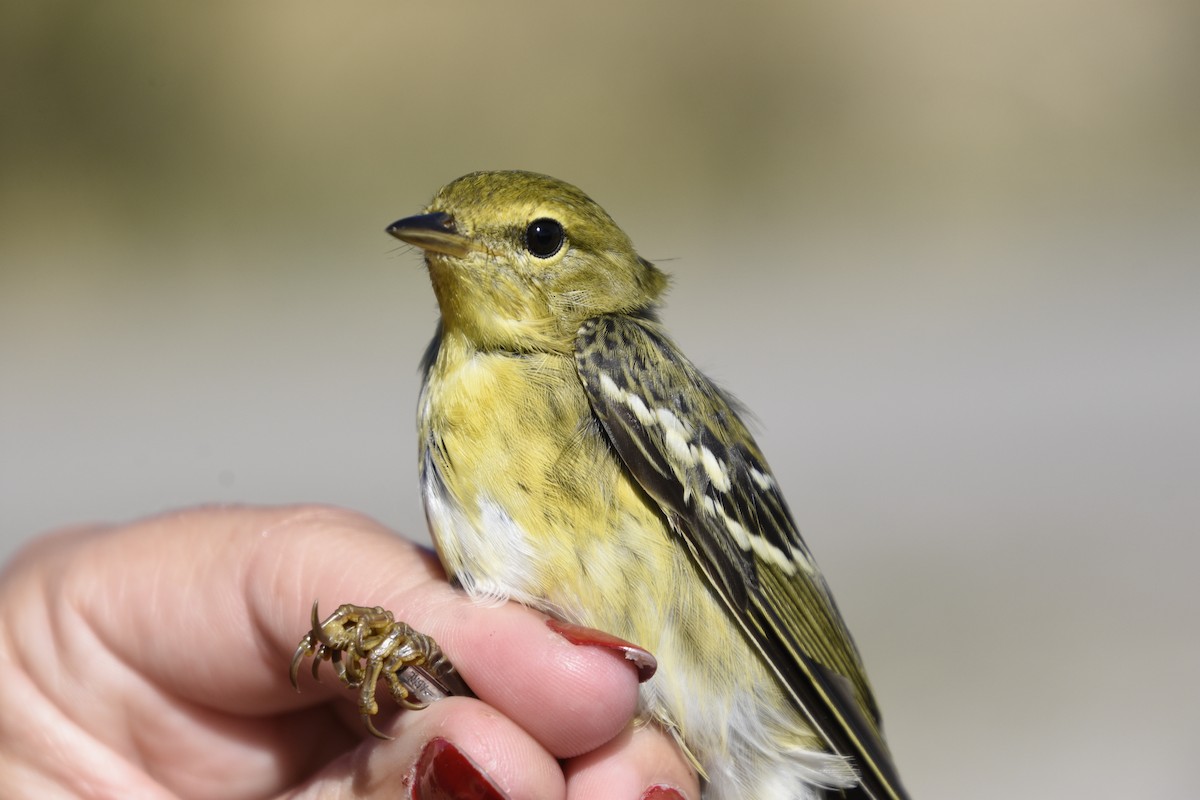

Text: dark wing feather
xmin=575 ymin=314 xmax=908 ymax=800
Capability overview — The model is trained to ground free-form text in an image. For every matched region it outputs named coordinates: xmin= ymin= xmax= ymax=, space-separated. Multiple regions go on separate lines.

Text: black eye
xmin=524 ymin=218 xmax=565 ymax=258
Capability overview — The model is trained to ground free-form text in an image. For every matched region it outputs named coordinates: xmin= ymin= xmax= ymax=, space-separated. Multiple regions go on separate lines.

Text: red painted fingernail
xmin=411 ymin=737 xmax=509 ymax=800
xmin=546 ymin=618 xmax=657 ymax=683
xmin=640 ymin=785 xmax=687 ymax=800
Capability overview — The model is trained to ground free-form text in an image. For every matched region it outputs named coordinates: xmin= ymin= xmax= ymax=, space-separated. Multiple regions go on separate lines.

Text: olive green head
xmin=388 ymin=171 xmax=668 ymax=352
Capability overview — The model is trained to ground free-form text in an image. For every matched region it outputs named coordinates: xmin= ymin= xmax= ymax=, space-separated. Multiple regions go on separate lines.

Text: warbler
xmin=386 ymin=171 xmax=910 ymax=800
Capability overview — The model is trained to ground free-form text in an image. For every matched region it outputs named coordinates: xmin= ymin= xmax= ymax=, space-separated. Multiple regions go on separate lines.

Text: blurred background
xmin=2 ymin=2 xmax=1197 ymax=797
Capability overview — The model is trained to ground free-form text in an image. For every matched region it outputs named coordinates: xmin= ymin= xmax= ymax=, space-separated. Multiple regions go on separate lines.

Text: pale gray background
xmin=2 ymin=3 xmax=1198 ymax=798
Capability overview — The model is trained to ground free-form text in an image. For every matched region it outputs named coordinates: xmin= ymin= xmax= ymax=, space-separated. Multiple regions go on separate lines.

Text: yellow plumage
xmin=389 ymin=171 xmax=909 ymax=800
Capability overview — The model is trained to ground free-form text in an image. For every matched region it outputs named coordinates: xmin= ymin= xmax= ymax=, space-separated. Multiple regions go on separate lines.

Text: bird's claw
xmin=290 ymin=600 xmax=467 ymax=738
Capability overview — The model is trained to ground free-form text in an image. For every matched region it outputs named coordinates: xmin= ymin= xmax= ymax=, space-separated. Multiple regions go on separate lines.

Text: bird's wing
xmin=575 ymin=314 xmax=908 ymax=800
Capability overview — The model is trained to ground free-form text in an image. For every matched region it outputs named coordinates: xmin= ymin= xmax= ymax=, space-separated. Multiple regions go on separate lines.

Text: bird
xmin=385 ymin=170 xmax=910 ymax=800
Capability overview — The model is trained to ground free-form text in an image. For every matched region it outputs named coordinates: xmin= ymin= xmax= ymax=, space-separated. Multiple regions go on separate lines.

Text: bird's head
xmin=388 ymin=170 xmax=668 ymax=352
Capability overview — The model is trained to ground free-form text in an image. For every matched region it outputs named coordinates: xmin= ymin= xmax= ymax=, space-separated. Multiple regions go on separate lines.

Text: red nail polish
xmin=411 ymin=737 xmax=509 ymax=800
xmin=640 ymin=785 xmax=687 ymax=800
xmin=546 ymin=618 xmax=658 ymax=682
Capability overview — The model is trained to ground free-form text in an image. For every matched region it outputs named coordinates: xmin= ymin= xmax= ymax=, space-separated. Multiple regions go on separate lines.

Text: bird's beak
xmin=386 ymin=212 xmax=474 ymax=258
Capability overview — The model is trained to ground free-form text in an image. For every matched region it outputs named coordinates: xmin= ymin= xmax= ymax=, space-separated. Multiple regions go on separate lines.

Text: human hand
xmin=0 ymin=505 xmax=698 ymax=799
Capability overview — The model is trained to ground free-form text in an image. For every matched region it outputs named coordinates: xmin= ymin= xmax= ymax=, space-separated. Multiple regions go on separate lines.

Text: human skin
xmin=0 ymin=505 xmax=698 ymax=799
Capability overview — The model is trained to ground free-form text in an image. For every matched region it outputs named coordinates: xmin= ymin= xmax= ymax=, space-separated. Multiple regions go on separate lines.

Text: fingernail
xmin=546 ymin=618 xmax=657 ymax=682
xmin=411 ymin=737 xmax=509 ymax=800
xmin=640 ymin=785 xmax=688 ymax=800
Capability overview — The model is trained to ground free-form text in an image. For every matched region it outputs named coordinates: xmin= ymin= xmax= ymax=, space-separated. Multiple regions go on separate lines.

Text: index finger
xmin=68 ymin=504 xmax=646 ymax=758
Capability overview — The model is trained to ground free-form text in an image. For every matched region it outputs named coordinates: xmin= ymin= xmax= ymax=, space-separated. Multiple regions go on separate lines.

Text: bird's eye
xmin=524 ymin=218 xmax=565 ymax=258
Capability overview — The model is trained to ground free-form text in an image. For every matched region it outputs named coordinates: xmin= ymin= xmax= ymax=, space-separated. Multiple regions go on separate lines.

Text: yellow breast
xmin=420 ymin=336 xmax=663 ymax=613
